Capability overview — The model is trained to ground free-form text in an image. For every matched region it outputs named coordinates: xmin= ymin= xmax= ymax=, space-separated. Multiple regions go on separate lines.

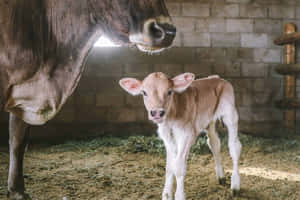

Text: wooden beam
xmin=275 ymin=64 xmax=300 ymax=75
xmin=274 ymin=31 xmax=300 ymax=45
xmin=275 ymin=98 xmax=300 ymax=109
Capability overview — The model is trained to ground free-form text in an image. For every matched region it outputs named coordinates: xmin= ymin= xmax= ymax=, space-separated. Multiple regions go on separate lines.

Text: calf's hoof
xmin=231 ymin=189 xmax=240 ymax=197
xmin=218 ymin=177 xmax=226 ymax=185
xmin=162 ymin=192 xmax=172 ymax=200
xmin=230 ymin=172 xmax=240 ymax=192
xmin=7 ymin=191 xmax=31 ymax=200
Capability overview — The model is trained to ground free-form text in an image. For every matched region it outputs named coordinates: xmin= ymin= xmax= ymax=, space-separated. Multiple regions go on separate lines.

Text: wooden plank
xmin=274 ymin=32 xmax=300 ymax=45
xmin=275 ymin=64 xmax=300 ymax=75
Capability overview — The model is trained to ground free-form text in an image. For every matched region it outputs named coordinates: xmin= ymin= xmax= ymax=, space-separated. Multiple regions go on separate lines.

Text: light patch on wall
xmin=94 ymin=36 xmax=121 ymax=47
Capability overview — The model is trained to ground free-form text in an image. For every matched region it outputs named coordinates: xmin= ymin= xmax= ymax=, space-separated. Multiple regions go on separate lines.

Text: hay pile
xmin=0 ymin=134 xmax=299 ymax=199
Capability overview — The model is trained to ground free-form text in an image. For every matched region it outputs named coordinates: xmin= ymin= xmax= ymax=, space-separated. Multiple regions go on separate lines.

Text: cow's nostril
xmin=164 ymin=24 xmax=177 ymax=36
xmin=160 ymin=111 xmax=165 ymax=117
xmin=151 ymin=111 xmax=157 ymax=117
xmin=149 ymin=22 xmax=164 ymax=40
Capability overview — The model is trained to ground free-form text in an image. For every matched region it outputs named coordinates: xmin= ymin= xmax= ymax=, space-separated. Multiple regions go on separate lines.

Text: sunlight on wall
xmin=94 ymin=36 xmax=121 ymax=47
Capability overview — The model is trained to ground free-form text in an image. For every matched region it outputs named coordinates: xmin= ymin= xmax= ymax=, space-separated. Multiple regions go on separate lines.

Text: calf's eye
xmin=141 ymin=90 xmax=147 ymax=96
xmin=167 ymin=89 xmax=172 ymax=96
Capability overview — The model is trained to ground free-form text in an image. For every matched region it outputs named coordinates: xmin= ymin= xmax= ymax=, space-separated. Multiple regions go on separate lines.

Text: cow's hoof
xmin=7 ymin=191 xmax=31 ymax=200
xmin=218 ymin=178 xmax=226 ymax=185
xmin=231 ymin=189 xmax=240 ymax=197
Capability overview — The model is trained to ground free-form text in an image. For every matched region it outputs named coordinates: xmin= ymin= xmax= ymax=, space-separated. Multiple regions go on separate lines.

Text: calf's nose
xmin=150 ymin=110 xmax=157 ymax=117
xmin=159 ymin=110 xmax=165 ymax=117
xmin=150 ymin=110 xmax=165 ymax=118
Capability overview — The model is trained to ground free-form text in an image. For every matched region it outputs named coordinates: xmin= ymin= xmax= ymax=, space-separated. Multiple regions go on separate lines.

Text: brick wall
xmin=1 ymin=0 xmax=300 ymax=141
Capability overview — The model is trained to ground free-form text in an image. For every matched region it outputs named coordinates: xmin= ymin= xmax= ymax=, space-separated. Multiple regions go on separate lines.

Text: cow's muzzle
xmin=147 ymin=20 xmax=176 ymax=47
xmin=129 ymin=17 xmax=176 ymax=53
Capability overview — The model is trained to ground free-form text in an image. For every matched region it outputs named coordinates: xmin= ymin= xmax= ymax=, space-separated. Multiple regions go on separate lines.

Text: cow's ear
xmin=119 ymin=78 xmax=142 ymax=96
xmin=172 ymin=73 xmax=195 ymax=93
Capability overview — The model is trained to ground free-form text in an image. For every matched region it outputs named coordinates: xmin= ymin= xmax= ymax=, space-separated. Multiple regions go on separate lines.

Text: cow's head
xmin=119 ymin=72 xmax=195 ymax=124
xmin=90 ymin=0 xmax=176 ymax=53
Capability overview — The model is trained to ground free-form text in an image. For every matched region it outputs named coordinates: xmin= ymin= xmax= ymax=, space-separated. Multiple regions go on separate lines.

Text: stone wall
xmin=1 ymin=0 xmax=300 ymax=141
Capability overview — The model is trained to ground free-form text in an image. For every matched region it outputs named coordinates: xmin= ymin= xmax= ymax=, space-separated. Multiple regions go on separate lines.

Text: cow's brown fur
xmin=0 ymin=0 xmax=175 ymax=117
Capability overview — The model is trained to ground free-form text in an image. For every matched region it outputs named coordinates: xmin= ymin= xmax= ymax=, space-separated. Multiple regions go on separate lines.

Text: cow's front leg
xmin=7 ymin=113 xmax=31 ymax=200
xmin=173 ymin=132 xmax=196 ymax=200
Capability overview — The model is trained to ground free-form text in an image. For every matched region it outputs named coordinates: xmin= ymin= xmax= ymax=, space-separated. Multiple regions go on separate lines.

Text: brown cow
xmin=120 ymin=73 xmax=242 ymax=200
xmin=0 ymin=0 xmax=176 ymax=199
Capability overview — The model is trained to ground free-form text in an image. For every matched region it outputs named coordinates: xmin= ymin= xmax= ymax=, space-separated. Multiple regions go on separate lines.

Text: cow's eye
xmin=167 ymin=89 xmax=172 ymax=96
xmin=141 ymin=90 xmax=147 ymax=96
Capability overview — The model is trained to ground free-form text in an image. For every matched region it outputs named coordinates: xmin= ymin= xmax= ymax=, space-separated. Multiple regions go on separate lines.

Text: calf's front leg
xmin=162 ymin=149 xmax=175 ymax=200
xmin=172 ymin=132 xmax=196 ymax=200
xmin=159 ymin=126 xmax=175 ymax=200
xmin=7 ymin=113 xmax=31 ymax=200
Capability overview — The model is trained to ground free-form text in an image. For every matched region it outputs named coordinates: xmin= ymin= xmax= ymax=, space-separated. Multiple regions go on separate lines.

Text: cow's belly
xmin=5 ymin=75 xmax=64 ymax=125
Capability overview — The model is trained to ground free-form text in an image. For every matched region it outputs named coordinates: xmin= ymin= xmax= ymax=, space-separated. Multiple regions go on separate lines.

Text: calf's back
xmin=167 ymin=76 xmax=235 ymax=129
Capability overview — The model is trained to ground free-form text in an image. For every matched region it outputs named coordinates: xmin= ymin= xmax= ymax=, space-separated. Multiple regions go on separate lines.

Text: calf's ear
xmin=172 ymin=73 xmax=195 ymax=93
xmin=119 ymin=78 xmax=142 ymax=96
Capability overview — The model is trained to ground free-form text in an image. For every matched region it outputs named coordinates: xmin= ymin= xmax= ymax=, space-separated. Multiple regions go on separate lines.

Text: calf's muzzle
xmin=150 ymin=109 xmax=166 ymax=118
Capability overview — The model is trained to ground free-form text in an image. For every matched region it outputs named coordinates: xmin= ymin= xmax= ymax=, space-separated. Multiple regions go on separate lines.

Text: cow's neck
xmin=45 ymin=0 xmax=102 ymax=105
xmin=46 ymin=0 xmax=101 ymax=66
xmin=3 ymin=0 xmax=104 ymax=121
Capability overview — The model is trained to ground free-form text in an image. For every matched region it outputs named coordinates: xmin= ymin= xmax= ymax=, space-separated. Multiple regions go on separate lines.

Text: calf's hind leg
xmin=206 ymin=121 xmax=225 ymax=184
xmin=223 ymin=109 xmax=242 ymax=195
xmin=8 ymin=113 xmax=31 ymax=200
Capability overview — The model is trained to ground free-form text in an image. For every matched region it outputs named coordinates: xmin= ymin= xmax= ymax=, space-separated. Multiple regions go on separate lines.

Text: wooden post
xmin=284 ymin=23 xmax=296 ymax=131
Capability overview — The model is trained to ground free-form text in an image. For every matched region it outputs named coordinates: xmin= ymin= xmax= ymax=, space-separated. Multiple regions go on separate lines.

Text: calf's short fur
xmin=119 ymin=72 xmax=242 ymax=200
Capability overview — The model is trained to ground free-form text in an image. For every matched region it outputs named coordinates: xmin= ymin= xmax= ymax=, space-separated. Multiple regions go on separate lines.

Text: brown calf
xmin=120 ymin=72 xmax=242 ymax=200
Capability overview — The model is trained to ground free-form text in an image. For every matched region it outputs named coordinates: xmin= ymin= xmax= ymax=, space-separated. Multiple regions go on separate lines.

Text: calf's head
xmin=120 ymin=72 xmax=195 ymax=124
xmin=90 ymin=0 xmax=176 ymax=53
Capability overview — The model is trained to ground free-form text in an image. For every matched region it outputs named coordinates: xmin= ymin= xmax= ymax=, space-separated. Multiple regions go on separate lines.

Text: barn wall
xmin=1 ymin=0 xmax=300 ymax=141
